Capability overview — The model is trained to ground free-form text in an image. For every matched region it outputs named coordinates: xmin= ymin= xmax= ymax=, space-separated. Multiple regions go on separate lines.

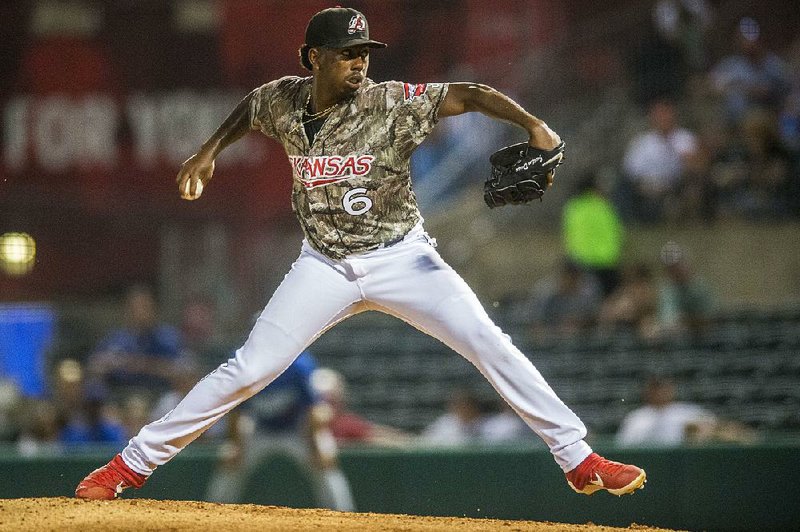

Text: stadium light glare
xmin=0 ymin=232 xmax=37 ymax=275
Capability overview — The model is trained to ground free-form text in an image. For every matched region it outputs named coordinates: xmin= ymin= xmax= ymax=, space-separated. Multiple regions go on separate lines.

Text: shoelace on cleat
xmin=593 ymin=458 xmax=626 ymax=476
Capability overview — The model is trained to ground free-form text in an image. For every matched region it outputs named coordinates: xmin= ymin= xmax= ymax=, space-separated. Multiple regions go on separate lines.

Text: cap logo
xmin=348 ymin=14 xmax=366 ymax=34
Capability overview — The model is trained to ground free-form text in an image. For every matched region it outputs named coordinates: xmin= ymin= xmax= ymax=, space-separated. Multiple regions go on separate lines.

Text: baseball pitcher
xmin=77 ymin=7 xmax=645 ymax=501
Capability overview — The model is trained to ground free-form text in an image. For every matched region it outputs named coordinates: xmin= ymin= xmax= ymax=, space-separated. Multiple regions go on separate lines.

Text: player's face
xmin=315 ymin=45 xmax=370 ymax=99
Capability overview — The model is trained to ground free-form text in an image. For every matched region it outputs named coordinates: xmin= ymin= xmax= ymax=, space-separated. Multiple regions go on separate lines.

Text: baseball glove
xmin=484 ymin=141 xmax=565 ymax=208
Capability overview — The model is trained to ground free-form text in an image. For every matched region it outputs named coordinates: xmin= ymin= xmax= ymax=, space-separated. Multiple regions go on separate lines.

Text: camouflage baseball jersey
xmin=249 ymin=76 xmax=448 ymax=259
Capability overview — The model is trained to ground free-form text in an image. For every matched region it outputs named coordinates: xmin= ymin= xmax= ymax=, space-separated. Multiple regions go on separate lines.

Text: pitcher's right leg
xmin=77 ymin=247 xmax=363 ymax=498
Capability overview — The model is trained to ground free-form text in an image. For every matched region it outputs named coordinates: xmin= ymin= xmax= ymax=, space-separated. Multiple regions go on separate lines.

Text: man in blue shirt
xmin=59 ymin=382 xmax=127 ymax=447
xmin=205 ymin=350 xmax=354 ymax=510
xmin=87 ymin=285 xmax=184 ymax=394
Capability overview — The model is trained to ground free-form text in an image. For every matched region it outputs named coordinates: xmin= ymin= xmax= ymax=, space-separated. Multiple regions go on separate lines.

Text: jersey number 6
xmin=342 ymin=187 xmax=373 ymax=216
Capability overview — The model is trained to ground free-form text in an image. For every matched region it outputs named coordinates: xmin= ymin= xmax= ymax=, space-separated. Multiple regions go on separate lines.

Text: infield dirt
xmin=0 ymin=498 xmax=680 ymax=532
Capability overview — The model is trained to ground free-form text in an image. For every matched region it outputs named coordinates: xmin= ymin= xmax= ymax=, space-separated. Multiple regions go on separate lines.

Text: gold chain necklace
xmin=304 ymin=93 xmax=337 ymax=121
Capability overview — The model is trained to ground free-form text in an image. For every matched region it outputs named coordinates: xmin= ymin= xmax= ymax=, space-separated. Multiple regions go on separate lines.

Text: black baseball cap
xmin=299 ymin=7 xmax=386 ymax=70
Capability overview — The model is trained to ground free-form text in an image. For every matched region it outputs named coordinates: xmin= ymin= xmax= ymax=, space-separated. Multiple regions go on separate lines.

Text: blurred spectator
xmin=653 ymin=0 xmax=714 ymax=73
xmin=420 ymin=389 xmax=487 ymax=446
xmin=620 ymin=99 xmax=706 ymax=223
xmin=562 ymin=173 xmax=624 ymax=296
xmin=16 ymin=399 xmax=61 ymax=456
xmin=53 ymin=359 xmax=126 ymax=447
xmin=311 ymin=367 xmax=412 ymax=447
xmin=413 ymin=111 xmax=503 ymax=208
xmin=616 ymin=376 xmax=716 ymax=447
xmin=59 ymin=387 xmax=127 ymax=447
xmin=617 ymin=376 xmax=757 ymax=447
xmin=87 ymin=285 xmax=185 ymax=397
xmin=710 ymin=108 xmax=793 ymax=219
xmin=529 ymin=261 xmax=602 ymax=338
xmin=598 ymin=263 xmax=659 ymax=339
xmin=410 ymin=120 xmax=456 ymax=188
xmin=205 ymin=351 xmax=355 ymax=511
xmin=422 ymin=391 xmax=531 ymax=446
xmin=51 ymin=360 xmax=84 ymax=414
xmin=779 ymin=92 xmax=800 ymax=152
xmin=0 ymin=378 xmax=22 ymax=443
xmin=709 ymin=17 xmax=791 ymax=127
xmin=778 ymin=37 xmax=800 ymax=217
xmin=657 ymin=243 xmax=714 ymax=340
xmin=478 ymin=401 xmax=530 ymax=444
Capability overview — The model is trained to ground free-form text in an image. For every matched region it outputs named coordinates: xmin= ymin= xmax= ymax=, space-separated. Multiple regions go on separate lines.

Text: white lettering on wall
xmin=79 ymin=95 xmax=117 ymax=168
xmin=3 ymin=97 xmax=28 ymax=171
xmin=2 ymin=92 xmax=262 ymax=173
xmin=34 ymin=95 xmax=74 ymax=171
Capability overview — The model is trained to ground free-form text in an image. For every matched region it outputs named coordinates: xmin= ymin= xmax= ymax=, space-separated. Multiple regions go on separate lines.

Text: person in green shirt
xmin=562 ymin=174 xmax=625 ymax=296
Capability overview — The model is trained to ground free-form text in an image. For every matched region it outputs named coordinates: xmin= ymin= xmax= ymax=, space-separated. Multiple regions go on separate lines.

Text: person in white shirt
xmin=420 ymin=389 xmax=485 ymax=446
xmin=616 ymin=376 xmax=716 ymax=447
xmin=621 ymin=99 xmax=703 ymax=223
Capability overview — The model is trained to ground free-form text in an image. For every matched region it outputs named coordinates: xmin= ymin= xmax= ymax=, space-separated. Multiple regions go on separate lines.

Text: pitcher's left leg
xmin=361 ymin=240 xmax=590 ymax=472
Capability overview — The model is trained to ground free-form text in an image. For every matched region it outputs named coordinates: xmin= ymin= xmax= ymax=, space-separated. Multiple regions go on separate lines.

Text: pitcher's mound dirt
xmin=0 ymin=498 xmax=679 ymax=532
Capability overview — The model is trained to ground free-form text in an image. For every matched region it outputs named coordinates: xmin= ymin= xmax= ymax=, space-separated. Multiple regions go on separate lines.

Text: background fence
xmin=1 ymin=444 xmax=798 ymax=531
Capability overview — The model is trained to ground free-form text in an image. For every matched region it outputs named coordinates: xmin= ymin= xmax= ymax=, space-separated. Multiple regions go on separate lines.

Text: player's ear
xmin=299 ymin=44 xmax=313 ymax=70
xmin=308 ymin=47 xmax=322 ymax=70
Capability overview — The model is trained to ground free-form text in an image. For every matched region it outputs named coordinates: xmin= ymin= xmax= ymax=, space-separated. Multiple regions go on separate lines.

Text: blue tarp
xmin=0 ymin=304 xmax=54 ymax=397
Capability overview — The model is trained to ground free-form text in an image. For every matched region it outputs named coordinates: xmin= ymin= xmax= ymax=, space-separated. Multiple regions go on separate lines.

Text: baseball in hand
xmin=184 ymin=179 xmax=203 ymax=198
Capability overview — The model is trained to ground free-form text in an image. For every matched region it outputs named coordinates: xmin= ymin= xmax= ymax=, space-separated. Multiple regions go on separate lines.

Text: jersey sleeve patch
xmin=402 ymin=83 xmax=428 ymax=100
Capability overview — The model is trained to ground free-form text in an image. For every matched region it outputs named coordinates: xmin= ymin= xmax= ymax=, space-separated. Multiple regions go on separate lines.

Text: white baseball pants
xmin=122 ymin=225 xmax=591 ymax=475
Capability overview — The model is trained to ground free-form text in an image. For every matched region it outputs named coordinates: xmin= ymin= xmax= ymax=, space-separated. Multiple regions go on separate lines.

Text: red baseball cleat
xmin=75 ymin=454 xmax=148 ymax=500
xmin=566 ymin=453 xmax=646 ymax=496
